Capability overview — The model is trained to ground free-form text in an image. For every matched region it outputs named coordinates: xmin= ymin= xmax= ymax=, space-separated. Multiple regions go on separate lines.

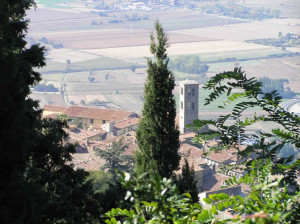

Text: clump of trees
xmin=259 ymin=77 xmax=296 ymax=98
xmin=34 ymin=83 xmax=59 ymax=92
xmin=247 ymin=32 xmax=300 ymax=49
xmin=95 ymin=137 xmax=134 ymax=176
xmin=203 ymin=3 xmax=281 ymax=20
xmin=169 ymin=55 xmax=209 ymax=75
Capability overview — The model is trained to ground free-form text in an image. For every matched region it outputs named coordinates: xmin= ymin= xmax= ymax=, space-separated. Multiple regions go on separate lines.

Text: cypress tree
xmin=178 ymin=158 xmax=199 ymax=203
xmin=0 ymin=2 xmax=100 ymax=223
xmin=0 ymin=1 xmax=45 ymax=222
xmin=135 ymin=21 xmax=180 ymax=178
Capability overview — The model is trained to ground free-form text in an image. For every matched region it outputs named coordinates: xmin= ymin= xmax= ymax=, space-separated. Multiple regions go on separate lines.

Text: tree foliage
xmin=169 ymin=55 xmax=209 ymax=75
xmin=95 ymin=137 xmax=134 ymax=175
xmin=0 ymin=1 xmax=101 ymax=223
xmin=105 ymin=172 xmax=204 ymax=224
xmin=135 ymin=21 xmax=180 ymax=178
xmin=189 ymin=67 xmax=300 ymax=223
xmin=178 ymin=158 xmax=199 ymax=203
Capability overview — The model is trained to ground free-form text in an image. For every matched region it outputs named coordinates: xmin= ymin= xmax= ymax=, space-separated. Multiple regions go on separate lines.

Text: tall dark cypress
xmin=0 ymin=1 xmax=45 ymax=222
xmin=135 ymin=21 xmax=180 ymax=178
xmin=0 ymin=2 xmax=100 ymax=223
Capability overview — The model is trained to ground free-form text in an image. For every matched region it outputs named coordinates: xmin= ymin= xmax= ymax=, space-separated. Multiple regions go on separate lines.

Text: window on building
xmin=192 ymin=88 xmax=195 ymax=96
xmin=192 ymin=102 xmax=194 ymax=110
xmin=90 ymin=119 xmax=94 ymax=124
xmin=187 ymin=102 xmax=191 ymax=110
xmin=187 ymin=88 xmax=191 ymax=95
xmin=181 ymin=87 xmax=183 ymax=95
xmin=181 ymin=101 xmax=183 ymax=109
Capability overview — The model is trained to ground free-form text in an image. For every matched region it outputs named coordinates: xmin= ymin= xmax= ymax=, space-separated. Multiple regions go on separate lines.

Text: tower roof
xmin=179 ymin=79 xmax=199 ymax=85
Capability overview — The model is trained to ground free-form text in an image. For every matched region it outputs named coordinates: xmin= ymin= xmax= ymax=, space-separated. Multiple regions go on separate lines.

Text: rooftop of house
xmin=179 ymin=79 xmax=199 ymax=85
xmin=92 ymin=131 xmax=137 ymax=156
xmin=44 ymin=105 xmax=138 ymax=122
xmin=201 ymin=147 xmax=239 ymax=164
xmin=44 ymin=104 xmax=68 ymax=113
xmin=67 ymin=126 xmax=106 ymax=142
xmin=114 ymin=117 xmax=139 ymax=129
xmin=202 ymin=173 xmax=229 ymax=192
xmin=180 ymin=143 xmax=202 ymax=158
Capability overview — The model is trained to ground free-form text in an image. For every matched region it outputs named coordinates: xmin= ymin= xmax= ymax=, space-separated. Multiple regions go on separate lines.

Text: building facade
xmin=179 ymin=80 xmax=199 ymax=134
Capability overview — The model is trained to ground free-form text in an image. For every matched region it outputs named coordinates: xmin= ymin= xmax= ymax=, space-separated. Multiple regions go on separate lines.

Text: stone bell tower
xmin=179 ymin=80 xmax=199 ymax=134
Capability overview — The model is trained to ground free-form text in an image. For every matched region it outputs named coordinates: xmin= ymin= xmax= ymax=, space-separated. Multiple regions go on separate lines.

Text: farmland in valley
xmin=28 ymin=1 xmax=300 ymax=113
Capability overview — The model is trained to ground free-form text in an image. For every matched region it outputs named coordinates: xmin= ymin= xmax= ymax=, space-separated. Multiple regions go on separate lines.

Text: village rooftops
xmin=201 ymin=146 xmax=238 ymax=164
xmin=67 ymin=126 xmax=106 ymax=142
xmin=44 ymin=104 xmax=68 ymax=113
xmin=114 ymin=117 xmax=139 ymax=129
xmin=201 ymin=173 xmax=229 ymax=192
xmin=43 ymin=105 xmax=138 ymax=122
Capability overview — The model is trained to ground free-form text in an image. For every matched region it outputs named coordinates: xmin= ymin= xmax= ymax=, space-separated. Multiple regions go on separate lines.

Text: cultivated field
xmin=170 ymin=19 xmax=300 ymax=42
xmin=29 ymin=2 xmax=300 ymax=113
xmin=31 ymin=28 xmax=217 ymax=49
xmin=47 ymin=48 xmax=99 ymax=63
xmin=83 ymin=40 xmax=279 ymax=59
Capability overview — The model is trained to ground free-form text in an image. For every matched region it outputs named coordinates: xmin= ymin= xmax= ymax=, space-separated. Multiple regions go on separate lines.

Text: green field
xmin=73 ymin=57 xmax=140 ymax=70
xmin=36 ymin=0 xmax=77 ymax=8
xmin=208 ymin=60 xmax=264 ymax=73
xmin=42 ymin=73 xmax=65 ymax=82
xmin=175 ymin=88 xmax=261 ymax=112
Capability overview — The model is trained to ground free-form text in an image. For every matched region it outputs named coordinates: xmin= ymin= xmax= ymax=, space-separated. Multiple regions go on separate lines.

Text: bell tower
xmin=179 ymin=80 xmax=199 ymax=134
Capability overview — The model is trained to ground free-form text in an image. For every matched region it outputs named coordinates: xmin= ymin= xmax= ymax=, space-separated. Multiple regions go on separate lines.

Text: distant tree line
xmin=168 ymin=55 xmax=209 ymax=75
xmin=34 ymin=83 xmax=59 ymax=92
xmin=203 ymin=3 xmax=281 ymax=20
xmin=39 ymin=37 xmax=63 ymax=49
xmin=247 ymin=32 xmax=300 ymax=50
xmin=259 ymin=77 xmax=297 ymax=98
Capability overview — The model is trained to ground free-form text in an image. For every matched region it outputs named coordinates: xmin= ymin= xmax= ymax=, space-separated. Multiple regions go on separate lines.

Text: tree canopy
xmin=135 ymin=21 xmax=180 ymax=178
xmin=0 ymin=1 xmax=101 ymax=223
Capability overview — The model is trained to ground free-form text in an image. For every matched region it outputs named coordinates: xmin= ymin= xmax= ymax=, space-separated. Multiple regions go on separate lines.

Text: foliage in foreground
xmin=106 ymin=68 xmax=299 ymax=223
xmin=105 ymin=159 xmax=299 ymax=223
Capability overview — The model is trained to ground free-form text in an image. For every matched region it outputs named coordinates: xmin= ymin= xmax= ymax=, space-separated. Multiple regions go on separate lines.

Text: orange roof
xmin=202 ymin=173 xmax=229 ymax=192
xmin=44 ymin=105 xmax=137 ymax=122
xmin=44 ymin=105 xmax=68 ymax=113
xmin=67 ymin=128 xmax=106 ymax=141
xmin=205 ymin=148 xmax=238 ymax=163
xmin=44 ymin=113 xmax=61 ymax=119
xmin=65 ymin=106 xmax=135 ymax=121
xmin=114 ymin=118 xmax=139 ymax=129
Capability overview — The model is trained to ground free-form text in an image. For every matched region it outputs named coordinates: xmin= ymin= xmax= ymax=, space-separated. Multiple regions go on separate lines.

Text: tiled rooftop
xmin=204 ymin=148 xmax=238 ymax=164
xmin=44 ymin=104 xmax=68 ymax=113
xmin=202 ymin=173 xmax=229 ymax=192
xmin=114 ymin=117 xmax=139 ymax=129
xmin=44 ymin=105 xmax=136 ymax=121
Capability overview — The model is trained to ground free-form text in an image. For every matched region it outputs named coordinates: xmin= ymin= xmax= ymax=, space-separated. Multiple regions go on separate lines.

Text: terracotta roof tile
xmin=67 ymin=128 xmax=106 ymax=141
xmin=202 ymin=173 xmax=229 ymax=192
xmin=114 ymin=118 xmax=139 ymax=129
xmin=65 ymin=105 xmax=135 ymax=121
xmin=204 ymin=148 xmax=238 ymax=164
xmin=44 ymin=105 xmax=68 ymax=113
xmin=44 ymin=105 xmax=137 ymax=122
